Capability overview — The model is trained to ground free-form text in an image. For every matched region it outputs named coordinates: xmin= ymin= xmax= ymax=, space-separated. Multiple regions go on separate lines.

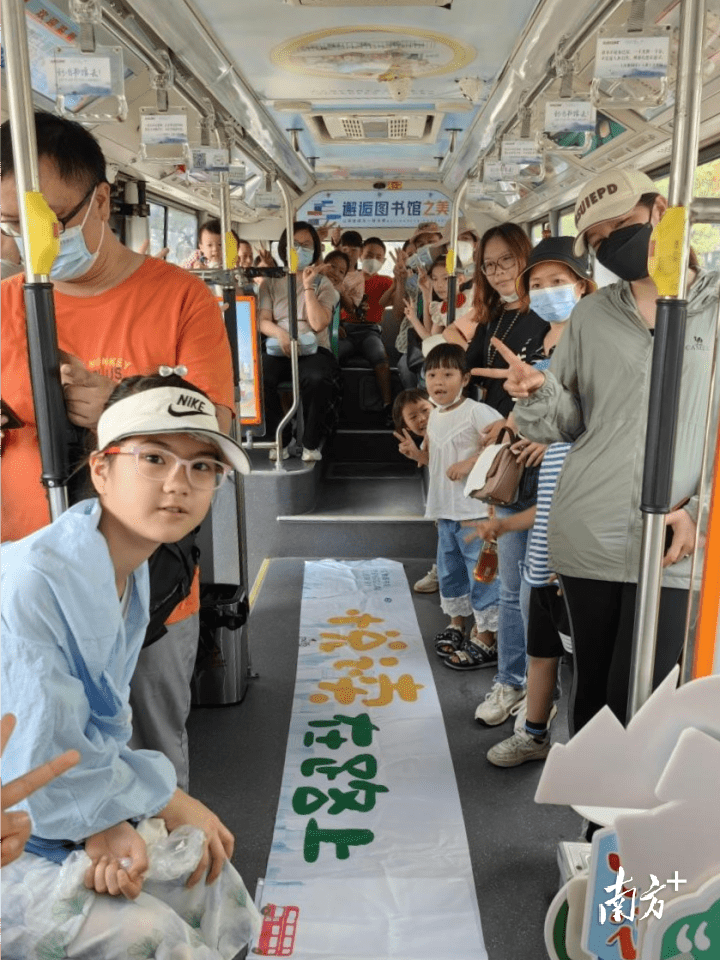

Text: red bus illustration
xmin=253 ymin=903 xmax=300 ymax=956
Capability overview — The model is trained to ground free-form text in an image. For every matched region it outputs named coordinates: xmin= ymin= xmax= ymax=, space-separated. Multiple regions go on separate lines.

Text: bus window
xmin=148 ymin=202 xmax=166 ymax=258
xmin=655 ymin=157 xmax=720 ymax=273
xmin=559 ymin=209 xmax=575 ymax=238
xmin=166 ymin=207 xmax=198 ymax=266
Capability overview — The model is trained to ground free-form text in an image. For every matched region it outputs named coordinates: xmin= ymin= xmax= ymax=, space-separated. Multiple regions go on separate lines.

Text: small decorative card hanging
xmin=53 ymin=45 xmax=127 ymax=122
xmin=543 ymin=100 xmax=597 ymax=153
xmin=500 ymin=139 xmax=545 ymax=184
xmin=591 ymin=26 xmax=671 ymax=110
xmin=139 ymin=106 xmax=191 ymax=165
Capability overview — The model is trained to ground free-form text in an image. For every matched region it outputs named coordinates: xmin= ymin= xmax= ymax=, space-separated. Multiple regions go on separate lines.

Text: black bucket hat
xmin=516 ymin=236 xmax=596 ymax=297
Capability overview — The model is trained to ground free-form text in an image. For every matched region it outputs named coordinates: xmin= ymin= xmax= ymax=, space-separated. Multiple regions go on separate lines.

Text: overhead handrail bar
xmin=1 ymin=0 xmax=72 ymax=521
xmin=627 ymin=0 xmax=706 ymax=717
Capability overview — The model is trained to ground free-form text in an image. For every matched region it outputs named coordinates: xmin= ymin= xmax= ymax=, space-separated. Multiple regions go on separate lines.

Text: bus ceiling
xmin=4 ymin=0 xmax=720 ymax=225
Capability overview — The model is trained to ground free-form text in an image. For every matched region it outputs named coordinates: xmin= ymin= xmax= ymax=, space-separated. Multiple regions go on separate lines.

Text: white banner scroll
xmin=257 ymin=559 xmax=487 ymax=960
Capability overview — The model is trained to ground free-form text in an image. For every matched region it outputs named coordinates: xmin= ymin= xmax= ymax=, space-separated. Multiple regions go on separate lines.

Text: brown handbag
xmin=466 ymin=427 xmax=524 ymax=506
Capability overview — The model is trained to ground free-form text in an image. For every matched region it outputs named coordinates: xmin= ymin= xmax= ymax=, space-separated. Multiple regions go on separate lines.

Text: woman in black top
xmin=466 ymin=224 xmax=548 ymax=418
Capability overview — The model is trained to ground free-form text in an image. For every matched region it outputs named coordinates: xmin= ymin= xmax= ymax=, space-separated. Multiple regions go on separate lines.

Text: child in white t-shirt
xmin=423 ymin=343 xmax=502 ymax=667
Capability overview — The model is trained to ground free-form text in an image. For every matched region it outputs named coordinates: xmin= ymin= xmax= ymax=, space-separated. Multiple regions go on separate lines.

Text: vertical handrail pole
xmin=2 ymin=0 xmax=70 ymax=519
xmin=628 ymin=0 xmax=706 ymax=717
xmin=444 ymin=179 xmax=469 ymax=327
xmin=274 ymin=179 xmax=300 ymax=469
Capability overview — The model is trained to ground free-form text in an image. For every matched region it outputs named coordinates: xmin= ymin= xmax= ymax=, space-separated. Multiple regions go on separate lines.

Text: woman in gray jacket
xmin=481 ymin=169 xmax=718 ymax=735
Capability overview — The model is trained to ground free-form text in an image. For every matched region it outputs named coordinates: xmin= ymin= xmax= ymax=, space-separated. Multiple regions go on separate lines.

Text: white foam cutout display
xmin=535 ymin=668 xmax=720 ymax=809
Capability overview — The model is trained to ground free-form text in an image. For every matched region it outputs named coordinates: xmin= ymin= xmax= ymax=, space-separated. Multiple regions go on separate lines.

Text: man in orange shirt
xmin=1 ymin=112 xmax=235 ymax=791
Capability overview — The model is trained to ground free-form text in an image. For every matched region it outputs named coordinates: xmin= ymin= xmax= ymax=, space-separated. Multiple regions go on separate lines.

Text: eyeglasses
xmin=103 ymin=444 xmax=231 ymax=491
xmin=1 ymin=182 xmax=97 ymax=239
xmin=480 ymin=253 xmax=517 ymax=276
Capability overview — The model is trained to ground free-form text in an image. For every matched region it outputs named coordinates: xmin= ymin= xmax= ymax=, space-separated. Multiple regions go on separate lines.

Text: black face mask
xmin=596 ymin=221 xmax=653 ymax=282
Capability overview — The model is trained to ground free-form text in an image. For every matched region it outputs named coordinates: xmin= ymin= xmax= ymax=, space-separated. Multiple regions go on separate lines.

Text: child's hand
xmin=256 ymin=243 xmax=275 ymax=268
xmin=403 ymin=296 xmax=415 ymax=321
xmin=479 ymin=418 xmax=507 ymax=448
xmin=446 ymin=457 xmax=475 ymax=481
xmin=394 ymin=428 xmax=422 ymax=463
xmin=463 ymin=517 xmax=504 ymax=544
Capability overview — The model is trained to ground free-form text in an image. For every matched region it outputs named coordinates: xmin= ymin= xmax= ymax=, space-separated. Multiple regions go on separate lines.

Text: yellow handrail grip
xmin=225 ymin=230 xmax=238 ymax=270
xmin=647 ymin=206 xmax=688 ymax=298
xmin=445 ymin=249 xmax=456 ymax=276
xmin=24 ymin=191 xmax=60 ymax=276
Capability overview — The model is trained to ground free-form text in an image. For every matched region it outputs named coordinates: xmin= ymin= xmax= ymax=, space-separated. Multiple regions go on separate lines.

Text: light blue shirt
xmin=1 ymin=499 xmax=177 ymax=859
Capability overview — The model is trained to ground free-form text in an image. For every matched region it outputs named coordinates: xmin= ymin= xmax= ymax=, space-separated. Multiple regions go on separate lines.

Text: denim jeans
xmin=494 ymin=507 xmax=531 ymax=689
xmin=436 ymin=518 xmax=500 ymax=630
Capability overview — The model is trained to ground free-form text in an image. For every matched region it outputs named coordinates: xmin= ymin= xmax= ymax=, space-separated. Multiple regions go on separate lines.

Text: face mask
xmin=406 ymin=244 xmax=434 ymax=272
xmin=457 ymin=240 xmax=475 ymax=267
xmin=405 ymin=273 xmax=419 ymax=297
xmin=500 ymin=292 xmax=519 ymax=303
xmin=596 ymin=221 xmax=652 ymax=282
xmin=294 ymin=245 xmax=315 ymax=270
xmin=431 ymin=388 xmax=465 ymax=411
xmin=362 ymin=258 xmax=383 ymax=275
xmin=529 ymin=284 xmax=580 ymax=323
xmin=50 ymin=188 xmax=102 ymax=281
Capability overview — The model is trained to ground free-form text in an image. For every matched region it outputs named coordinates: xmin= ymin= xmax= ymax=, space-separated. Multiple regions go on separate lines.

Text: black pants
xmin=262 ymin=346 xmax=340 ymax=450
xmin=559 ymin=576 xmax=688 ymax=735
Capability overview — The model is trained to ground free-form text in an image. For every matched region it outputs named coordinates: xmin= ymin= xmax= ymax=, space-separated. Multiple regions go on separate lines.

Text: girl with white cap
xmin=1 ymin=370 xmax=260 ymax=959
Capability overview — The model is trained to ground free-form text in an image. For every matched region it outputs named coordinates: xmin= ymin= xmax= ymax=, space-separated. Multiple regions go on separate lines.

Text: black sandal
xmin=443 ymin=637 xmax=498 ymax=671
xmin=434 ymin=627 xmax=465 ymax=658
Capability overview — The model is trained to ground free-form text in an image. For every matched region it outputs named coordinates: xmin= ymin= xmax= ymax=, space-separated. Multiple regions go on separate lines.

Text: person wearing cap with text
xmin=1 ymin=372 xmax=260 ymax=958
xmin=1 ymin=112 xmax=236 ymax=793
xmin=481 ymin=169 xmax=719 ymax=734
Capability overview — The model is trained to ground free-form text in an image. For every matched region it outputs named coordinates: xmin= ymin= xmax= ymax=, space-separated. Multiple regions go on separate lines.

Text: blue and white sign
xmin=595 ymin=35 xmax=670 ymax=80
xmin=298 ymin=190 xmax=453 ymax=231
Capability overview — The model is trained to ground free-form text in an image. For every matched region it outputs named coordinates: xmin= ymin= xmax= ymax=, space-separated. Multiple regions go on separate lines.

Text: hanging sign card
xmin=595 ymin=36 xmax=670 ymax=79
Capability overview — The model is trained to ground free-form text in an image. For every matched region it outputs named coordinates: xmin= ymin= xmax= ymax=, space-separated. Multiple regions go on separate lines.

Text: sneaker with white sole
xmin=474 ymin=682 xmax=526 ymax=726
xmin=301 ymin=447 xmax=322 ymax=461
xmin=511 ymin=700 xmax=559 ymax=735
xmin=486 ymin=728 xmax=551 ymax=767
xmin=268 ymin=447 xmax=290 ymax=461
xmin=414 ymin=564 xmax=439 ymax=593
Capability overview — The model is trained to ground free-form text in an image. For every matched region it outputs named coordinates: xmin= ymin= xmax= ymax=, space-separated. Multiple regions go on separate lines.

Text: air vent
xmin=285 ymin=0 xmax=451 ymax=7
xmin=308 ymin=112 xmax=442 ymax=144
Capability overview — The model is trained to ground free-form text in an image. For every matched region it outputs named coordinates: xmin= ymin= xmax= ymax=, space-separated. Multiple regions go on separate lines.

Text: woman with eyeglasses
xmin=1 ymin=372 xmax=262 ymax=959
xmin=257 ymin=221 xmax=343 ymax=462
xmin=454 ymin=224 xmax=550 ymax=729
xmin=466 ymin=224 xmax=549 ymax=419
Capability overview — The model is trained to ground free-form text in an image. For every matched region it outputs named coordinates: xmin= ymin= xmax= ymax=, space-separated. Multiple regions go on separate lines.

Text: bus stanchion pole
xmin=274 ymin=179 xmax=299 ymax=470
xmin=2 ymin=0 xmax=70 ymax=520
xmin=444 ymin=179 xmax=469 ymax=328
xmin=627 ymin=0 xmax=706 ymax=718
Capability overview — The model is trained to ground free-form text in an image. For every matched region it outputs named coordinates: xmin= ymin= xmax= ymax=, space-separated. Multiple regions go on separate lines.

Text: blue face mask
xmin=50 ymin=187 xmax=103 ymax=281
xmin=294 ymin=245 xmax=315 ymax=270
xmin=529 ymin=283 xmax=580 ymax=323
xmin=405 ymin=273 xmax=419 ymax=297
xmin=406 ymin=244 xmax=435 ymax=272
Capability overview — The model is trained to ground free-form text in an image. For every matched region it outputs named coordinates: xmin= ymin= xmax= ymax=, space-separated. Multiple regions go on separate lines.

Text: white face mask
xmin=361 ymin=258 xmax=383 ymax=275
xmin=500 ymin=292 xmax=519 ymax=304
xmin=431 ymin=389 xmax=465 ymax=411
xmin=457 ymin=240 xmax=475 ymax=266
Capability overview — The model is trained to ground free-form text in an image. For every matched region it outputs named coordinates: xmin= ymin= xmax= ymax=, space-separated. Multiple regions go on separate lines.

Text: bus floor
xmin=187 ymin=557 xmax=582 ymax=960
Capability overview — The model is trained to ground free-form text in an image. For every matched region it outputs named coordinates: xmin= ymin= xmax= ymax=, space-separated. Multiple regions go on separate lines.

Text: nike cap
xmin=96 ymin=385 xmax=251 ymax=475
xmin=573 ymin=169 xmax=658 ymax=256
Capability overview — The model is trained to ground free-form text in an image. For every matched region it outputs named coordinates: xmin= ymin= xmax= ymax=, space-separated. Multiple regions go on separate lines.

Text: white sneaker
xmin=301 ymin=447 xmax=322 ymax=462
xmin=414 ymin=564 xmax=439 ymax=593
xmin=486 ymin=728 xmax=551 ymax=767
xmin=474 ymin=682 xmax=526 ymax=727
xmin=268 ymin=447 xmax=290 ymax=461
xmin=511 ymin=700 xmax=559 ymax=735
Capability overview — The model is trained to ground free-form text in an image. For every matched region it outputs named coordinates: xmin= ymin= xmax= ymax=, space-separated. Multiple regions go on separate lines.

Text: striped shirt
xmin=523 ymin=441 xmax=572 ymax=586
